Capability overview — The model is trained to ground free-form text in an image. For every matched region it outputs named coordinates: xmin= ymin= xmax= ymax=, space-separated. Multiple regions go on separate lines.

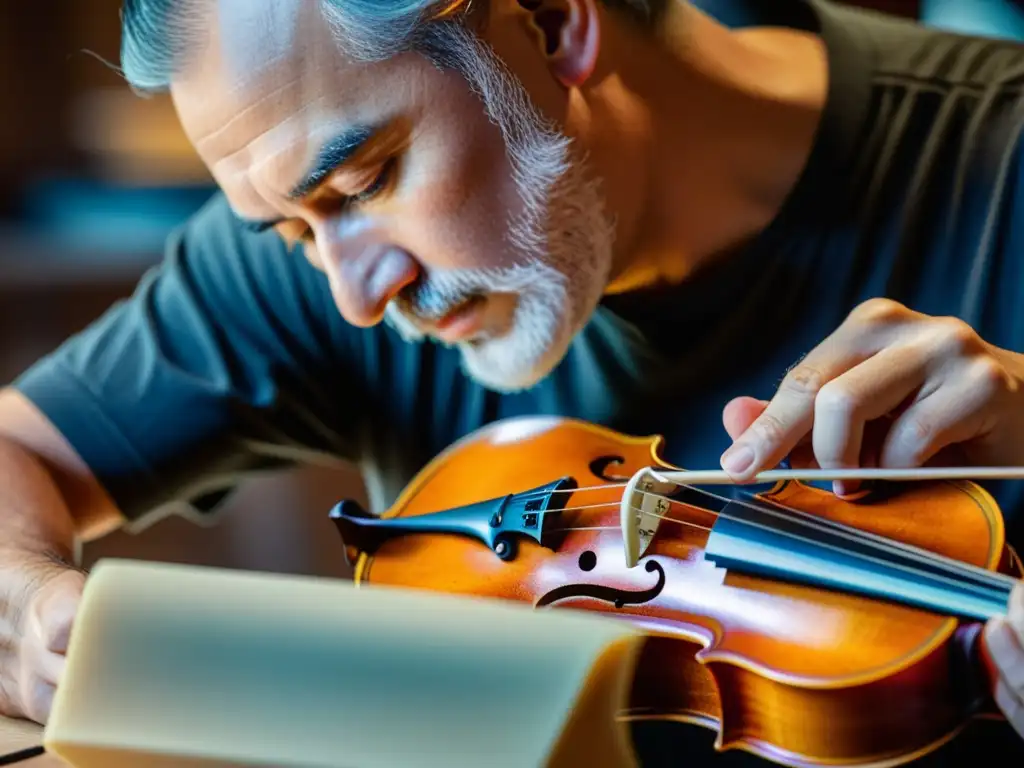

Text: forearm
xmin=0 ymin=391 xmax=113 ymax=724
xmin=0 ymin=437 xmax=79 ymax=563
xmin=0 ymin=389 xmax=123 ymax=549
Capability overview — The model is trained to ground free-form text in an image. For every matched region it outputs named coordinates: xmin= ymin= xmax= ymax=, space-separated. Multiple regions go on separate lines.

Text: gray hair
xmin=119 ymin=0 xmax=661 ymax=94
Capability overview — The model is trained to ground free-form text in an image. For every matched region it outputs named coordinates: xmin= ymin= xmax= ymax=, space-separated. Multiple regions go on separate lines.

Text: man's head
xmin=121 ymin=0 xmax=657 ymax=391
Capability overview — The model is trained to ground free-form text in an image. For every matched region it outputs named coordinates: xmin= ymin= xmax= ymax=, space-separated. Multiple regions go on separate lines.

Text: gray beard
xmin=384 ymin=149 xmax=614 ymax=393
xmin=383 ymin=37 xmax=616 ymax=393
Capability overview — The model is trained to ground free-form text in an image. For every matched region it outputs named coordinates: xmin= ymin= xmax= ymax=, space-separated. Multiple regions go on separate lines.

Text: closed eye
xmin=351 ymin=157 xmax=396 ymax=203
xmin=286 ymin=157 xmax=398 ymax=245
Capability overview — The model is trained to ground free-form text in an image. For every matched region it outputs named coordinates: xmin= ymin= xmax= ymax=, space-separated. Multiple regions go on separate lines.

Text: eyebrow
xmin=234 ymin=124 xmax=379 ymax=233
xmin=290 ymin=124 xmax=377 ymax=199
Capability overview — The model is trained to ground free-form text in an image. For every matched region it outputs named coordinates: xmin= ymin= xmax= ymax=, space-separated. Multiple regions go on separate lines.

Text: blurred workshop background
xmin=0 ymin=0 xmax=1020 ymax=579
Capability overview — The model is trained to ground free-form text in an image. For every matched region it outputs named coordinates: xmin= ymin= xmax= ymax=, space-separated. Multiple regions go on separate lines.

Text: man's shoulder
xmin=811 ymin=0 xmax=1024 ymax=81
xmin=174 ymin=190 xmax=286 ymax=256
xmin=776 ymin=1 xmax=1024 ymax=263
xmin=160 ymin=189 xmax=324 ymax=315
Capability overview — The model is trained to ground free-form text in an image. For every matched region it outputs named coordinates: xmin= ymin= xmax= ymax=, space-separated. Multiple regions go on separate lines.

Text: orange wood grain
xmin=346 ymin=416 xmax=1016 ymax=768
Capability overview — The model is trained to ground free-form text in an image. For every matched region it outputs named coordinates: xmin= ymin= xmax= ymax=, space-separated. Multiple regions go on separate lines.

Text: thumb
xmin=723 ymin=397 xmax=769 ymax=441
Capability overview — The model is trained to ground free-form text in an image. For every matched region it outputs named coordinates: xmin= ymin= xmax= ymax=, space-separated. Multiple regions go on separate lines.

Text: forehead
xmin=170 ymin=0 xmax=433 ymax=186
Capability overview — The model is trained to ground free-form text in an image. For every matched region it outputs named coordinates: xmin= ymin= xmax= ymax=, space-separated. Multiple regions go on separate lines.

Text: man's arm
xmin=0 ymin=389 xmax=116 ymax=725
xmin=0 ymin=191 xmax=380 ymax=724
xmin=0 ymin=388 xmax=123 ymax=544
xmin=718 ymin=297 xmax=1024 ymax=484
xmin=10 ymin=192 xmax=373 ymax=526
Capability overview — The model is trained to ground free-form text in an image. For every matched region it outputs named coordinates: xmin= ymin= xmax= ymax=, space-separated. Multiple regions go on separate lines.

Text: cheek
xmin=394 ymin=94 xmax=526 ymax=271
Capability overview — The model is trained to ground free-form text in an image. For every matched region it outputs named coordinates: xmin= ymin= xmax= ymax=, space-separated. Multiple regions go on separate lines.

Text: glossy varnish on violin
xmin=332 ymin=416 xmax=1019 ymax=767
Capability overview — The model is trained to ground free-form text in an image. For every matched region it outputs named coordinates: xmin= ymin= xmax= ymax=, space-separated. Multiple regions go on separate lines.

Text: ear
xmin=516 ymin=0 xmax=600 ymax=88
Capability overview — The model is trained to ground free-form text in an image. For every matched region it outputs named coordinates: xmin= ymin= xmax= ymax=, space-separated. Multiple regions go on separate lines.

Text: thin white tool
xmin=648 ymin=466 xmax=1024 ymax=485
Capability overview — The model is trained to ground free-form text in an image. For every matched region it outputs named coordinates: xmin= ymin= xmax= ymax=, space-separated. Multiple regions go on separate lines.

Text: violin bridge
xmin=620 ymin=468 xmax=677 ymax=568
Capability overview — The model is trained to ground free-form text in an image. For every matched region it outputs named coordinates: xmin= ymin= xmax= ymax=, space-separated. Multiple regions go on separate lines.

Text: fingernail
xmin=721 ymin=444 xmax=754 ymax=475
xmin=834 ymin=480 xmax=861 ymax=497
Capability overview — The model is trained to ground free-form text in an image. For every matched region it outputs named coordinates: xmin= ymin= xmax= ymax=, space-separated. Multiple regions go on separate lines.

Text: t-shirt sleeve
xmin=13 ymin=193 xmax=372 ymax=522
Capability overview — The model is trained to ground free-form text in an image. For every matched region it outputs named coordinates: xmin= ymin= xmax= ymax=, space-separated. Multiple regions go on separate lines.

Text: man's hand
xmin=985 ymin=581 xmax=1024 ymax=737
xmin=719 ymin=298 xmax=1024 ymax=493
xmin=0 ymin=555 xmax=84 ymax=724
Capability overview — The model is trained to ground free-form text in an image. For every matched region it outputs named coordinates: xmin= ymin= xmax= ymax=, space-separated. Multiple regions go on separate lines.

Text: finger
xmin=719 ymin=314 xmax=897 ymax=480
xmin=724 ymin=397 xmax=819 ymax=473
xmin=722 ymin=397 xmax=768 ymax=441
xmin=987 ymin=583 xmax=1024 ymax=735
xmin=785 ymin=443 xmax=820 ymax=470
xmin=32 ymin=648 xmax=66 ymax=688
xmin=22 ymin=615 xmax=69 ymax=690
xmin=40 ymin=591 xmax=79 ymax=655
xmin=985 ymin=615 xmax=1024 ymax=700
xmin=808 ymin=345 xmax=934 ymax=494
xmin=720 ymin=367 xmax=834 ymax=479
xmin=723 ymin=349 xmax=920 ymax=484
xmin=811 ymin=343 xmax=932 ymax=471
xmin=1009 ymin=581 xmax=1024 ymax=641
xmin=879 ymin=358 xmax=1003 ymax=468
xmin=856 ymin=417 xmax=894 ymax=470
xmin=21 ymin=679 xmax=54 ymax=726
xmin=718 ymin=296 xmax=937 ymax=480
xmin=785 ymin=417 xmax=890 ymax=488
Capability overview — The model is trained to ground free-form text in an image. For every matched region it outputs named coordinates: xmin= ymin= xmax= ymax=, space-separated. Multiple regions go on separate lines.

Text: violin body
xmin=331 ymin=416 xmax=1021 ymax=767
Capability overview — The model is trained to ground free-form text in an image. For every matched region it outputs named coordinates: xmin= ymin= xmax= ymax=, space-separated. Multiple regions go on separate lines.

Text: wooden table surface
xmin=0 ymin=716 xmax=60 ymax=766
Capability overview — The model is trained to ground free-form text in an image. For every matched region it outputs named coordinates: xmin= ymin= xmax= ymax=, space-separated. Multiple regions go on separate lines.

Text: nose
xmin=317 ymin=225 xmax=420 ymax=328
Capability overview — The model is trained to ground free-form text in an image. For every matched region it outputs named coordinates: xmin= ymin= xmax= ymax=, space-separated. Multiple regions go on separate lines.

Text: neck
xmin=582 ymin=3 xmax=829 ymax=295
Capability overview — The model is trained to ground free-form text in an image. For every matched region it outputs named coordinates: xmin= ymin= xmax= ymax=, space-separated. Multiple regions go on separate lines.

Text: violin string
xmin=627 ymin=501 xmax=1013 ymax=604
xmin=547 ymin=525 xmax=621 ymax=533
xmin=545 ymin=503 xmax=714 ymax=534
xmin=541 ymin=495 xmax=1009 ymax=603
xmin=539 ymin=501 xmax=625 ymax=514
xmin=509 ymin=470 xmax=1012 ymax=502
xmin=540 ymin=497 xmax=720 ymax=526
xmin=528 ymin=477 xmax=1016 ymax=591
xmin=654 ymin=484 xmax=1018 ymax=595
xmin=515 ymin=481 xmax=632 ymax=500
xmin=630 ymin=488 xmax=1016 ymax=598
xmin=732 ymin=489 xmax=1017 ymax=590
xmin=533 ymin=495 xmax=1010 ymax=603
xmin=616 ymin=512 xmax=716 ymax=536
xmin=660 ymin=483 xmax=1020 ymax=592
xmin=506 ymin=469 xmax=1017 ymax=593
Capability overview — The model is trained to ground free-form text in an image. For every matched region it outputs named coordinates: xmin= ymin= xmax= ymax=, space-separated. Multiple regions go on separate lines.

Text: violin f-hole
xmin=590 ymin=455 xmax=630 ymax=482
xmin=534 ymin=560 xmax=666 ymax=609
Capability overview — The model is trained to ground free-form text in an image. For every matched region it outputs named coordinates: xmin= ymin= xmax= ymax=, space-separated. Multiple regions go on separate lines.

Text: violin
xmin=328 ymin=415 xmax=1024 ymax=767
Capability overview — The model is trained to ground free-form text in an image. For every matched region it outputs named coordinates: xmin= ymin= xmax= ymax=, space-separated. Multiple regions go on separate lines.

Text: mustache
xmin=394 ymin=274 xmax=482 ymax=324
